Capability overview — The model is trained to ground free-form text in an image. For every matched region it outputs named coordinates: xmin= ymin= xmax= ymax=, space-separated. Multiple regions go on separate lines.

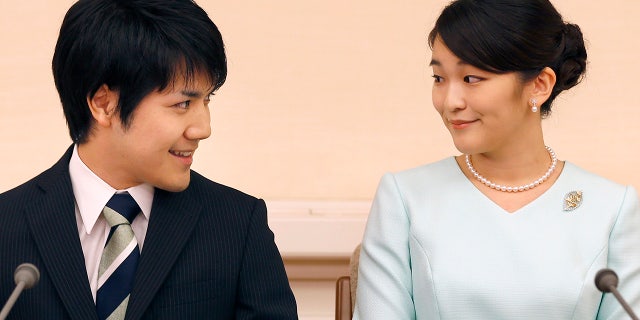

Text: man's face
xmin=103 ymin=73 xmax=214 ymax=192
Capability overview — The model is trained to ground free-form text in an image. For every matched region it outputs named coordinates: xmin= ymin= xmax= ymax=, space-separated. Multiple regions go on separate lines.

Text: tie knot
xmin=103 ymin=193 xmax=140 ymax=226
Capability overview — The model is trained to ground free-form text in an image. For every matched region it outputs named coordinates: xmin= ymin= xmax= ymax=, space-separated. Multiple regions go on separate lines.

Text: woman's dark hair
xmin=428 ymin=0 xmax=587 ymax=116
xmin=52 ymin=0 xmax=227 ymax=143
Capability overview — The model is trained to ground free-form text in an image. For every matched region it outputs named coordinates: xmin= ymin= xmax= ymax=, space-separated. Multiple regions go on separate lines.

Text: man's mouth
xmin=169 ymin=150 xmax=194 ymax=157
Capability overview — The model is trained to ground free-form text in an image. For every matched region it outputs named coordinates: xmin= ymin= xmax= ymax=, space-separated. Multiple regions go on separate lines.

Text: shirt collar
xmin=69 ymin=144 xmax=154 ymax=234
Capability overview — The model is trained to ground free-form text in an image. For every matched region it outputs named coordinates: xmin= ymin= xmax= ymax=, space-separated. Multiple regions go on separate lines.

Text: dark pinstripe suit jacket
xmin=0 ymin=146 xmax=298 ymax=319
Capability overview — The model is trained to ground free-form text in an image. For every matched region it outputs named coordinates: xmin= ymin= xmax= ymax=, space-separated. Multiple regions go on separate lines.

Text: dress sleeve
xmin=353 ymin=173 xmax=416 ymax=319
xmin=597 ymin=186 xmax=640 ymax=319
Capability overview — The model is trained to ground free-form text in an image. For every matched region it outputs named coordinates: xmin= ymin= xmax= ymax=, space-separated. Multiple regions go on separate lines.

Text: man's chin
xmin=157 ymin=177 xmax=191 ymax=192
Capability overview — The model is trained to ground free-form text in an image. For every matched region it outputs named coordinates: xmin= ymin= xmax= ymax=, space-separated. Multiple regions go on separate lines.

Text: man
xmin=0 ymin=0 xmax=298 ymax=319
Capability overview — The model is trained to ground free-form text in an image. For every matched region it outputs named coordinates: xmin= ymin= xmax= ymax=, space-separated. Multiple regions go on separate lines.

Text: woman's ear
xmin=87 ymin=84 xmax=118 ymax=127
xmin=530 ymin=67 xmax=556 ymax=105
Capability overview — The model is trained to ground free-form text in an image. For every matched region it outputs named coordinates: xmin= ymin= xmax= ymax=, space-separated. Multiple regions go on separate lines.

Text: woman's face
xmin=430 ymin=37 xmax=535 ymax=155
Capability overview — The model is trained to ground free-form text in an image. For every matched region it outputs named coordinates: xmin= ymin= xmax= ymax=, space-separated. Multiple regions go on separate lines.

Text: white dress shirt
xmin=69 ymin=145 xmax=154 ymax=302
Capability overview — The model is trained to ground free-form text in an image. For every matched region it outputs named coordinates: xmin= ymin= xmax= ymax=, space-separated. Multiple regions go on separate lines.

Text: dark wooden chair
xmin=335 ymin=244 xmax=361 ymax=320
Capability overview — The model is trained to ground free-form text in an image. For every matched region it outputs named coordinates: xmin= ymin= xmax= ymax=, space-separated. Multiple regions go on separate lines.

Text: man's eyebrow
xmin=181 ymin=85 xmax=216 ymax=98
xmin=180 ymin=90 xmax=202 ymax=98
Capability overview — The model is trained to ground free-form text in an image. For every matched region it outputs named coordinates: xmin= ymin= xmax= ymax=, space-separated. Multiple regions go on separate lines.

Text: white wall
xmin=3 ymin=1 xmax=639 ymax=199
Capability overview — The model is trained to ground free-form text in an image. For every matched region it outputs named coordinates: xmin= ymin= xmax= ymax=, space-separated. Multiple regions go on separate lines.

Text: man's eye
xmin=432 ymin=75 xmax=443 ymax=83
xmin=175 ymin=101 xmax=190 ymax=109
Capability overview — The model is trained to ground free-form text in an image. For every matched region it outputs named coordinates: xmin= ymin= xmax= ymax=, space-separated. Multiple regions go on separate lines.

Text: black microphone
xmin=595 ymin=268 xmax=639 ymax=320
xmin=0 ymin=263 xmax=40 ymax=320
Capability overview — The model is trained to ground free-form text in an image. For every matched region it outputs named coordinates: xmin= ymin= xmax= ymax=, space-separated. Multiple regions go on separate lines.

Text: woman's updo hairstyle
xmin=428 ymin=0 xmax=587 ymax=116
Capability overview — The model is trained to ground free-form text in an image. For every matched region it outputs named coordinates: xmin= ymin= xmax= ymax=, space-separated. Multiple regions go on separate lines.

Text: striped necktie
xmin=96 ymin=193 xmax=141 ymax=320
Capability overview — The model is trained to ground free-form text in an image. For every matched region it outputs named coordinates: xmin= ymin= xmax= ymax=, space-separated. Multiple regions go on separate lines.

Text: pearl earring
xmin=531 ymin=99 xmax=538 ymax=113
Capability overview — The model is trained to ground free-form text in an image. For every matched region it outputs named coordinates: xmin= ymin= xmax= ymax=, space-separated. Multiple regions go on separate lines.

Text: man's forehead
xmin=162 ymin=73 xmax=215 ymax=94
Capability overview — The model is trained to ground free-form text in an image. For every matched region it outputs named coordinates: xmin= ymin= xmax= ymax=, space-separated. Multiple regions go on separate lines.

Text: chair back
xmin=335 ymin=244 xmax=362 ymax=320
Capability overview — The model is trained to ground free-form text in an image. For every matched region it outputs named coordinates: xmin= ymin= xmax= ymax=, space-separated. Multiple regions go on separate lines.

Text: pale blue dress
xmin=354 ymin=157 xmax=640 ymax=319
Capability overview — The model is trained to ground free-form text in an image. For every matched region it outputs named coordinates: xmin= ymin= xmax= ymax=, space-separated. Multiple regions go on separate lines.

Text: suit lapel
xmin=126 ymin=185 xmax=202 ymax=320
xmin=24 ymin=147 xmax=99 ymax=320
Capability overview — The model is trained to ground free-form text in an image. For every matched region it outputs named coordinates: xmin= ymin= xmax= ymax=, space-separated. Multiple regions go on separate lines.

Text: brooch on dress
xmin=563 ymin=191 xmax=583 ymax=211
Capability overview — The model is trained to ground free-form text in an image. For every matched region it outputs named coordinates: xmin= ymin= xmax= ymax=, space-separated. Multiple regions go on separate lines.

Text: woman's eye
xmin=464 ymin=75 xmax=482 ymax=83
xmin=432 ymin=75 xmax=443 ymax=83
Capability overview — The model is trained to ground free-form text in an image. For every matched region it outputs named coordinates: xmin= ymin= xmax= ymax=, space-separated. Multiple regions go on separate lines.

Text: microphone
xmin=0 ymin=263 xmax=40 ymax=320
xmin=595 ymin=268 xmax=639 ymax=320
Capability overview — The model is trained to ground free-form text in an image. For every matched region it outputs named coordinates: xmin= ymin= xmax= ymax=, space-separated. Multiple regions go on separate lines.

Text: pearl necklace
xmin=465 ymin=146 xmax=557 ymax=193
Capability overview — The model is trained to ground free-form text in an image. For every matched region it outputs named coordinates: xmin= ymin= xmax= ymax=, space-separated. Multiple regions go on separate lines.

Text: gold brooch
xmin=564 ymin=191 xmax=583 ymax=211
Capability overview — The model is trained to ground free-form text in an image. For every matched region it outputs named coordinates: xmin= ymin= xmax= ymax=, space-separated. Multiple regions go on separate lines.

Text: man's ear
xmin=87 ymin=84 xmax=118 ymax=127
xmin=529 ymin=67 xmax=556 ymax=106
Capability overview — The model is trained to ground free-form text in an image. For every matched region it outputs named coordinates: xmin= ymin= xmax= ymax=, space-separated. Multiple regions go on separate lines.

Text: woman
xmin=353 ymin=0 xmax=640 ymax=319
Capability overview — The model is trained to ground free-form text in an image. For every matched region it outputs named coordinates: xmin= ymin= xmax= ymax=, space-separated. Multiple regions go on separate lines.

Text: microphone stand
xmin=595 ymin=268 xmax=639 ymax=320
xmin=0 ymin=281 xmax=26 ymax=320
xmin=0 ymin=263 xmax=40 ymax=320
